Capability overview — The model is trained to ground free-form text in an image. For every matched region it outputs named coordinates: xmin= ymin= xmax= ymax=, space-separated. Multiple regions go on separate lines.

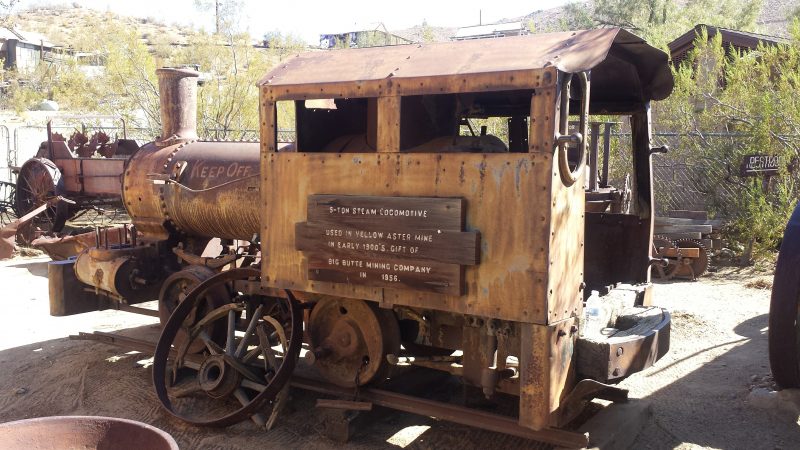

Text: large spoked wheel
xmin=153 ymin=267 xmax=302 ymax=427
xmin=14 ymin=158 xmax=69 ymax=234
xmin=769 ymin=203 xmax=800 ymax=388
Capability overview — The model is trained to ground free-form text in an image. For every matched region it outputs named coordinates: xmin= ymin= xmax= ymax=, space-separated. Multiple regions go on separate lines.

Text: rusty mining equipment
xmin=46 ymin=29 xmax=675 ymax=447
xmin=13 ymin=127 xmax=138 ymax=237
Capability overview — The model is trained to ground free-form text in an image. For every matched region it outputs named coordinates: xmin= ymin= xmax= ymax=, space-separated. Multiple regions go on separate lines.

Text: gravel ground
xmin=0 ymin=256 xmax=798 ymax=449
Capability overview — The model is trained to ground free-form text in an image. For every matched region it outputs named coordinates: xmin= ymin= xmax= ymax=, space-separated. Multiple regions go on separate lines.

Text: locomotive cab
xmin=257 ymin=28 xmax=673 ymax=433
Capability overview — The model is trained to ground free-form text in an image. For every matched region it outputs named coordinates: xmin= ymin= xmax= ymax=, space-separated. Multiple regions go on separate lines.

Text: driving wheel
xmin=153 ymin=267 xmax=302 ymax=427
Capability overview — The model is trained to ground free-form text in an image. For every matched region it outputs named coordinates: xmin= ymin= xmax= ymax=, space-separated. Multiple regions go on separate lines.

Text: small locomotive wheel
xmin=158 ymin=265 xmax=230 ymax=354
xmin=308 ymin=297 xmax=400 ymax=387
xmin=152 ymin=268 xmax=302 ymax=427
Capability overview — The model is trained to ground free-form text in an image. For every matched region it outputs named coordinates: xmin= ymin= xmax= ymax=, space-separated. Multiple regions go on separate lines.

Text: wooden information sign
xmin=296 ymin=195 xmax=480 ymax=295
xmin=739 ymin=154 xmax=781 ymax=177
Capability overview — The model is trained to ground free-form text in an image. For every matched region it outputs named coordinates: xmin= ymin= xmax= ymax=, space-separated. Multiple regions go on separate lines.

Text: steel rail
xmin=72 ymin=331 xmax=589 ymax=448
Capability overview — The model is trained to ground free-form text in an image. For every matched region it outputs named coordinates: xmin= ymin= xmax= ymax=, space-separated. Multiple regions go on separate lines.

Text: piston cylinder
xmin=74 ymin=245 xmax=158 ymax=301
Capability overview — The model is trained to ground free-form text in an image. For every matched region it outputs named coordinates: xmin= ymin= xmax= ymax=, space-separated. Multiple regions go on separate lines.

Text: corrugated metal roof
xmin=0 ymin=27 xmax=56 ymax=47
xmin=260 ymin=28 xmax=674 ymax=110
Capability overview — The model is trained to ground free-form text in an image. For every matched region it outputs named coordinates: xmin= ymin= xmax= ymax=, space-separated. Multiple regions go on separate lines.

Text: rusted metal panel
xmin=259 ymin=100 xmax=276 ymax=155
xmin=533 ymin=73 xmax=584 ymax=325
xmin=59 ymin=158 xmax=126 ymax=196
xmin=259 ymin=29 xmax=672 ymax=110
xmin=519 ymin=318 xmax=577 ymax=430
xmin=122 ymin=141 xmax=179 ymax=241
xmin=164 ymin=142 xmax=260 ymax=240
xmin=123 ymin=141 xmax=259 ymax=242
xmin=261 ymin=152 xmax=558 ymax=324
xmin=377 ymin=96 xmax=400 ymax=152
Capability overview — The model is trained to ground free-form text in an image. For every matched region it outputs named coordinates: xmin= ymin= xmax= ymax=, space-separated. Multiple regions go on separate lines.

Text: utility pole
xmin=215 ymin=0 xmax=220 ymax=34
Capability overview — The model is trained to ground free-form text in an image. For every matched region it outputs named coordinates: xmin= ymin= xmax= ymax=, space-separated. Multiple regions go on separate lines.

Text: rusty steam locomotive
xmin=39 ymin=28 xmax=673 ymax=447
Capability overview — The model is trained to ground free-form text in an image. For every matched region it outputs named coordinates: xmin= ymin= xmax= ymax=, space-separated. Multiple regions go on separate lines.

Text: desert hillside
xmin=9 ymin=4 xmax=196 ymax=49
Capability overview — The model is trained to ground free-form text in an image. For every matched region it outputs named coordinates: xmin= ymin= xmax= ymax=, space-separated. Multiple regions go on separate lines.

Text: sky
xmin=18 ymin=0 xmax=570 ymax=43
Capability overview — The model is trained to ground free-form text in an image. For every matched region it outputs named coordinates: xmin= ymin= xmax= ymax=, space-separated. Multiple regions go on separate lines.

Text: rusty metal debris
xmin=651 ymin=235 xmax=709 ymax=280
xmin=0 ymin=196 xmax=74 ymax=259
xmin=31 ymin=224 xmax=131 ymax=260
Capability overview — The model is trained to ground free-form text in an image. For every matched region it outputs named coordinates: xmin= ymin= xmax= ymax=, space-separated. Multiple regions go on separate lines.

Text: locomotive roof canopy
xmin=258 ymin=28 xmax=674 ymax=114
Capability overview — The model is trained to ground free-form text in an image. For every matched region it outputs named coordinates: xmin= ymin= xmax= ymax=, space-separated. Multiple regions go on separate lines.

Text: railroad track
xmin=72 ymin=331 xmax=588 ymax=448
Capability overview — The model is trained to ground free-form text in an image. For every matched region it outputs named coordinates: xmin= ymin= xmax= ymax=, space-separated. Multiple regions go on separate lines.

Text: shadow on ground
xmin=632 ymin=313 xmax=799 ymax=449
xmin=2 ymin=257 xmax=50 ymax=278
xmin=0 ymin=325 xmax=550 ymax=450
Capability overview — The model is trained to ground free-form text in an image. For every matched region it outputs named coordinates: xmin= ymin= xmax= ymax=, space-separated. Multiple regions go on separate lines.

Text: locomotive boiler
xmin=48 ymin=28 xmax=673 ymax=447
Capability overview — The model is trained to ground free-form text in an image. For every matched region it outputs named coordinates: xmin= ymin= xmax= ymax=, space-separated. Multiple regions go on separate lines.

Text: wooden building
xmin=0 ymin=27 xmax=69 ymax=72
xmin=319 ymin=23 xmax=411 ymax=49
xmin=668 ymin=24 xmax=787 ymax=66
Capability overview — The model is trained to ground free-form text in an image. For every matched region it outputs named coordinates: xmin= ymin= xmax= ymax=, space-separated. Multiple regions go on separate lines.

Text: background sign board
xmin=295 ymin=195 xmax=480 ymax=295
xmin=740 ymin=154 xmax=781 ymax=177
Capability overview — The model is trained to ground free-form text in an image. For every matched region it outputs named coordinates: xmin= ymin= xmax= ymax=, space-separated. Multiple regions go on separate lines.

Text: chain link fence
xmin=0 ymin=125 xmax=10 ymax=183
xmin=605 ymin=131 xmax=796 ymax=219
xmin=5 ymin=117 xmax=791 ymax=222
xmin=5 ymin=124 xmax=297 ymax=183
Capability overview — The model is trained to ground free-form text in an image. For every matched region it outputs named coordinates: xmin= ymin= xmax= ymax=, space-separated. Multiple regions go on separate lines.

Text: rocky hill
xmin=8 ymin=0 xmax=796 ymax=52
xmin=8 ymin=4 xmax=195 ymax=49
xmin=392 ymin=0 xmax=795 ymax=43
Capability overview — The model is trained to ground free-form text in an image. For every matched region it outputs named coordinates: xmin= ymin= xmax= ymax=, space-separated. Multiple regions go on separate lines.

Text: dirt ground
xmin=0 ymin=256 xmax=798 ymax=449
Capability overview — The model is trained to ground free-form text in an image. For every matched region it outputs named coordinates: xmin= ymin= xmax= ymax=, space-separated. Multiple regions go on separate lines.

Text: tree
xmin=262 ymin=31 xmax=306 ymax=59
xmin=565 ymin=0 xmax=762 ymax=48
xmin=0 ymin=0 xmax=17 ymax=27
xmin=420 ymin=20 xmax=435 ymax=43
xmin=193 ymin=0 xmax=242 ymax=35
xmin=655 ymin=25 xmax=800 ymax=261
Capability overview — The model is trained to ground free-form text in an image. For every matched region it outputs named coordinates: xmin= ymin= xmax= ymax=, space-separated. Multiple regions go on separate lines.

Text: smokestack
xmin=156 ymin=67 xmax=199 ymax=145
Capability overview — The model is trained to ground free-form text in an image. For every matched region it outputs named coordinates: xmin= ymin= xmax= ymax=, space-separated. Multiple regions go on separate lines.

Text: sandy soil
xmin=0 ymin=256 xmax=798 ymax=449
